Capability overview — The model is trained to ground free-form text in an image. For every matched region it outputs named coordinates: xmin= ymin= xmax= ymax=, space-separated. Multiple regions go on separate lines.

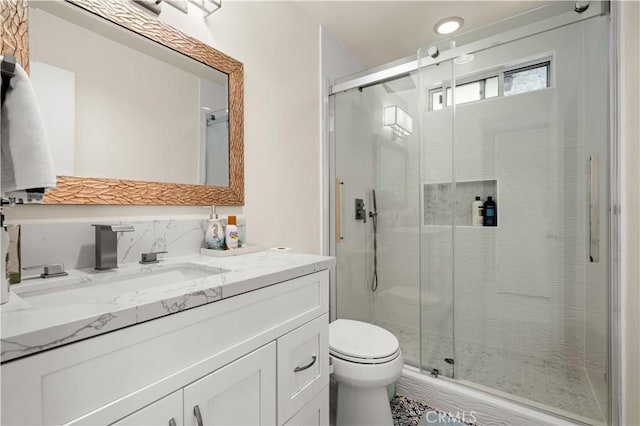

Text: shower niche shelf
xmin=423 ymin=179 xmax=498 ymax=227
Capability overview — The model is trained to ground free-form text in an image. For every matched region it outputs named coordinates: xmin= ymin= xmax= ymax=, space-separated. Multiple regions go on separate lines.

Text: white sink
xmin=16 ymin=263 xmax=227 ymax=308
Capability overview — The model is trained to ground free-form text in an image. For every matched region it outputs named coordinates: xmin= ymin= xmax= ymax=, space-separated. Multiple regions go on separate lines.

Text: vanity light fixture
xmin=434 ymin=17 xmax=464 ymax=35
xmin=188 ymin=0 xmax=222 ymax=17
xmin=165 ymin=0 xmax=189 ymax=14
xmin=133 ymin=0 xmax=221 ymax=17
xmin=132 ymin=0 xmax=162 ymax=16
xmin=384 ymin=105 xmax=413 ymax=137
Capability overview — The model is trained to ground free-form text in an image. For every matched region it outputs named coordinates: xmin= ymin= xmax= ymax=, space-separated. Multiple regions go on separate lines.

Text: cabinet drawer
xmin=283 ymin=386 xmax=328 ymax=426
xmin=277 ymin=314 xmax=329 ymax=425
xmin=112 ymin=391 xmax=182 ymax=426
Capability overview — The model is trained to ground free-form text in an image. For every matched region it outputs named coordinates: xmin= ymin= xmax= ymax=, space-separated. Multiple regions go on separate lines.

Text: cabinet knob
xmin=168 ymin=418 xmax=177 ymax=426
xmin=193 ymin=405 xmax=204 ymax=426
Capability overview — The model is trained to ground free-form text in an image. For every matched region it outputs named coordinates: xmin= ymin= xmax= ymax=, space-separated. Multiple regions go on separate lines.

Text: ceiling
xmin=294 ymin=1 xmax=551 ymax=68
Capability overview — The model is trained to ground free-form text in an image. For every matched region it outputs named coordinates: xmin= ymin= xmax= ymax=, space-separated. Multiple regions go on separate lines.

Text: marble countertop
xmin=0 ymin=251 xmax=335 ymax=363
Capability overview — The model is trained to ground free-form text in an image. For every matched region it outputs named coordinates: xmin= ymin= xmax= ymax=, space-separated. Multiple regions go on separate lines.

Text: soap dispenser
xmin=204 ymin=206 xmax=225 ymax=250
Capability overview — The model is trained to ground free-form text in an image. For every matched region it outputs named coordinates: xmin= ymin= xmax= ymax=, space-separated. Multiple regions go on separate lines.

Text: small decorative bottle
xmin=5 ymin=225 xmax=21 ymax=284
xmin=237 ymin=217 xmax=246 ymax=248
xmin=225 ymin=215 xmax=239 ymax=250
xmin=204 ymin=207 xmax=225 ymax=250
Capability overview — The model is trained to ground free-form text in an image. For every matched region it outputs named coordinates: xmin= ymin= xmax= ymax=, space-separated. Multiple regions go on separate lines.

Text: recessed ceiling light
xmin=434 ymin=17 xmax=464 ymax=35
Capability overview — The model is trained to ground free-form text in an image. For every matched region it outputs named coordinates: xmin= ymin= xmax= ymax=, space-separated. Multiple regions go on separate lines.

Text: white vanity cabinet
xmin=1 ymin=270 xmax=330 ymax=426
xmin=183 ymin=342 xmax=276 ymax=426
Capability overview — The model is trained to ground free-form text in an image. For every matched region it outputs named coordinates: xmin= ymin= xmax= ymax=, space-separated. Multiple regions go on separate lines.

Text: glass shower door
xmin=446 ymin=15 xmax=609 ymax=423
xmin=334 ymin=73 xmax=422 ymax=365
xmin=417 ymin=49 xmax=456 ymax=378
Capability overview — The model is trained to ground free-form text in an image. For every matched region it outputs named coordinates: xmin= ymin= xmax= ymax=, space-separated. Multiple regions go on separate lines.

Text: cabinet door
xmin=184 ymin=342 xmax=276 ymax=426
xmin=283 ymin=386 xmax=328 ymax=426
xmin=112 ymin=390 xmax=182 ymax=426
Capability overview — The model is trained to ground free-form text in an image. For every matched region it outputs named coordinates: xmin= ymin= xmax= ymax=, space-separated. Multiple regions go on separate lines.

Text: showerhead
xmin=371 ymin=189 xmax=377 ymax=213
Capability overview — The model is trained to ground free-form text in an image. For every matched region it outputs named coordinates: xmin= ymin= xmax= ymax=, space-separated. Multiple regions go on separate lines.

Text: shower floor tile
xmin=375 ymin=321 xmax=605 ymax=424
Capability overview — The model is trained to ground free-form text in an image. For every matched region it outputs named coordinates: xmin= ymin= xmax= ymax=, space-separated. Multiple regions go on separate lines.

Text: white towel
xmin=1 ymin=56 xmax=56 ymax=198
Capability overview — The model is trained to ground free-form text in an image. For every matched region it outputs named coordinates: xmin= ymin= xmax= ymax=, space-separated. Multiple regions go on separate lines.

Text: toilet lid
xmin=329 ymin=319 xmax=400 ymax=362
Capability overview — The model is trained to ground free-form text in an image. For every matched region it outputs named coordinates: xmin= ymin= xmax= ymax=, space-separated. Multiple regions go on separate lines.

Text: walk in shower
xmin=330 ymin=2 xmax=611 ymax=424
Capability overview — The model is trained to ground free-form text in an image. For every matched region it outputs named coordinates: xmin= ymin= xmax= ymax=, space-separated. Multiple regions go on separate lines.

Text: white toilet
xmin=330 ymin=319 xmax=404 ymax=426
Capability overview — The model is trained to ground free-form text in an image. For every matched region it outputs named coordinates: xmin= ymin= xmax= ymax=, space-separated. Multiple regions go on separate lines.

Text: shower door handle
xmin=589 ymin=155 xmax=599 ymax=263
xmin=336 ymin=178 xmax=343 ymax=242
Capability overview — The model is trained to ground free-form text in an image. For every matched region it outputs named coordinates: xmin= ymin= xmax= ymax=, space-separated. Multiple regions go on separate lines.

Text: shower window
xmin=429 ymin=60 xmax=550 ymax=111
xmin=504 ymin=61 xmax=550 ymax=96
xmin=446 ymin=81 xmax=483 ymax=106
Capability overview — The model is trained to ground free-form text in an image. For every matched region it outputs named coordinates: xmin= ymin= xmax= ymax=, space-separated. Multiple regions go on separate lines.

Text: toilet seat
xmin=329 ymin=319 xmax=400 ymax=365
xmin=330 ymin=347 xmax=400 ymax=364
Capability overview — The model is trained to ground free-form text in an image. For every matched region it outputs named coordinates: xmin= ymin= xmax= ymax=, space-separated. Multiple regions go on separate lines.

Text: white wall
xmin=320 ymin=27 xmax=365 ymax=85
xmin=620 ymin=2 xmax=640 ymax=425
xmin=7 ymin=2 xmax=323 ymax=255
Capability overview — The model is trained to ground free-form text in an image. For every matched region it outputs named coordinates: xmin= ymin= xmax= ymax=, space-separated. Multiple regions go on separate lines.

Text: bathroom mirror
xmin=8 ymin=0 xmax=244 ymax=205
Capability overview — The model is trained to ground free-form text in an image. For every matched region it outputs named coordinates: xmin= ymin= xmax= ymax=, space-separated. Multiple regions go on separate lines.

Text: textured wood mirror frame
xmin=1 ymin=0 xmax=244 ymax=205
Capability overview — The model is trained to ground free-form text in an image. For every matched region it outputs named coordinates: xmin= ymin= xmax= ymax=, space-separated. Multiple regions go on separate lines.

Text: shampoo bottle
xmin=482 ymin=196 xmax=497 ymax=227
xmin=472 ymin=196 xmax=483 ymax=227
xmin=204 ymin=207 xmax=225 ymax=250
xmin=225 ymin=215 xmax=239 ymax=250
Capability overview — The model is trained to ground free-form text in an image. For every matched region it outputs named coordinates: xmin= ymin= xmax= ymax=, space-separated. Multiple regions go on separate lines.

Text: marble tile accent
xmin=19 ymin=219 xmax=210 ymax=271
xmin=0 ymin=252 xmax=335 ymax=362
xmin=423 ymin=180 xmax=497 ymax=226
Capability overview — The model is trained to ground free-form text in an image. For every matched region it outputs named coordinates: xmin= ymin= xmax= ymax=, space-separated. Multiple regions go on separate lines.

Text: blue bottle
xmin=482 ymin=196 xmax=497 ymax=226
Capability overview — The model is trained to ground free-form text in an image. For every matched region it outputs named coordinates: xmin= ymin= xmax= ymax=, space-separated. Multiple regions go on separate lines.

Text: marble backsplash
xmin=18 ymin=219 xmax=239 ymax=272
